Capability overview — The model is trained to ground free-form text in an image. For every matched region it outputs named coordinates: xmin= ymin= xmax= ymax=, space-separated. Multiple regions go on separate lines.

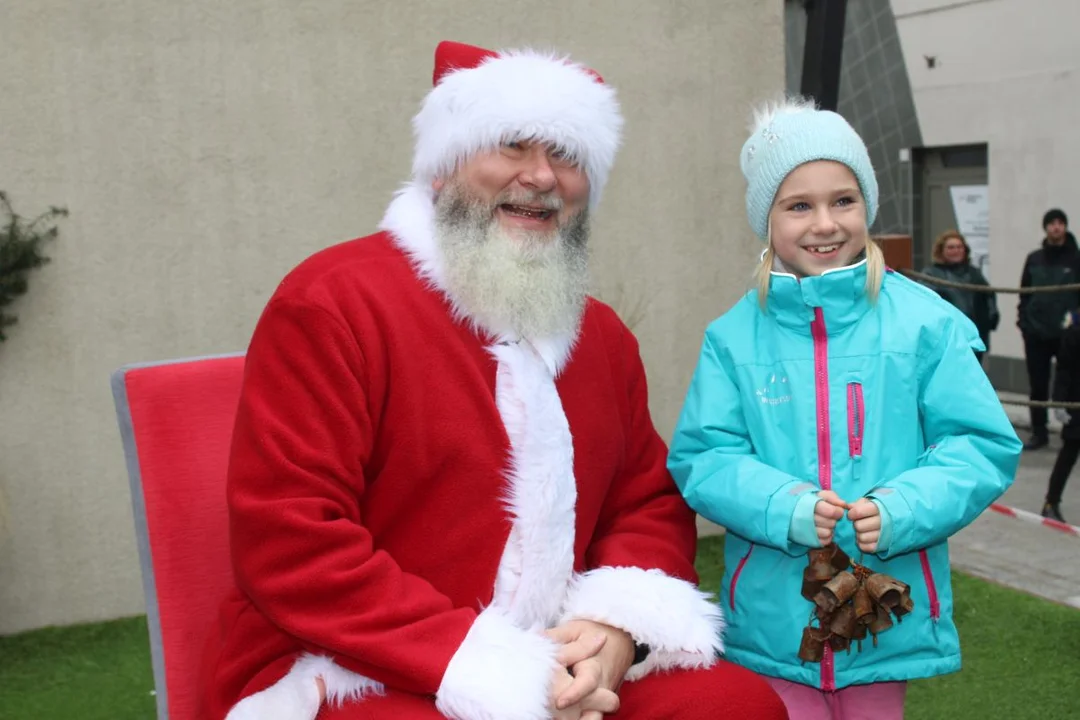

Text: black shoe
xmin=1024 ymin=434 xmax=1049 ymax=451
xmin=1041 ymin=502 xmax=1066 ymax=523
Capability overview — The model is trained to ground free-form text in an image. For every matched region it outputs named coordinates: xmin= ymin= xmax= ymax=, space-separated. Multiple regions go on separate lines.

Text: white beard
xmin=434 ymin=182 xmax=590 ymax=341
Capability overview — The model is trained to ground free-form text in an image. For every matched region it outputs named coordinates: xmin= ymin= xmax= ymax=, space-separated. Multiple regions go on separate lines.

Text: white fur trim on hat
xmin=412 ymin=49 xmax=623 ymax=209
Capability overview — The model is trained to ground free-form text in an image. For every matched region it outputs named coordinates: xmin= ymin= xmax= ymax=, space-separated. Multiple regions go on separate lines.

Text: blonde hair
xmin=753 ymin=232 xmax=885 ymax=309
xmin=931 ymin=229 xmax=968 ymax=264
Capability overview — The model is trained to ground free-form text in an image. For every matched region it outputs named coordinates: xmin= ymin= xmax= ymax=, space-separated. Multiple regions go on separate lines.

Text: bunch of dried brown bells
xmin=798 ymin=543 xmax=915 ymax=663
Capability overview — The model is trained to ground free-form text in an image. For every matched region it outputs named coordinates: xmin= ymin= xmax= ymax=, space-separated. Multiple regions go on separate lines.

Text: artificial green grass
xmin=0 ymin=615 xmax=154 ymax=720
xmin=695 ymin=534 xmax=1080 ymax=720
xmin=0 ymin=535 xmax=1075 ymax=719
xmin=904 ymin=571 xmax=1080 ymax=720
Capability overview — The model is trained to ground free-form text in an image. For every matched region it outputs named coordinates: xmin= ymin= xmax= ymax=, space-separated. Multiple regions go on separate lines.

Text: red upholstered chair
xmin=111 ymin=353 xmax=246 ymax=720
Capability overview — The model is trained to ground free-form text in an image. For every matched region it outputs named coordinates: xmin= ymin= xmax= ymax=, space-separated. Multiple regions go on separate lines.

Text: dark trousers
xmin=1047 ymin=436 xmax=1080 ymax=504
xmin=1024 ymin=335 xmax=1060 ymax=434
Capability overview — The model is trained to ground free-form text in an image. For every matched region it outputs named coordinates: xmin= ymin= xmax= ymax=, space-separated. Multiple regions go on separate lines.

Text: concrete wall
xmin=892 ymin=0 xmax=1080 ymax=360
xmin=0 ymin=1 xmax=783 ymax=633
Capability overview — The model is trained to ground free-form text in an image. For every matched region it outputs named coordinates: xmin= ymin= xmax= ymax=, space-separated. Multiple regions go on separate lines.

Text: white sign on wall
xmin=949 ymin=185 xmax=990 ymax=276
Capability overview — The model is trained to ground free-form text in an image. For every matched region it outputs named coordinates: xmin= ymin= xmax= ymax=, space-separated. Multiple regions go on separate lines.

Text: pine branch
xmin=0 ymin=191 xmax=66 ymax=342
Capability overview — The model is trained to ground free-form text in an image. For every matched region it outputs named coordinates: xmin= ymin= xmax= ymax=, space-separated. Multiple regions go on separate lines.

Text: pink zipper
xmin=918 ymin=550 xmax=941 ymax=620
xmin=729 ymin=543 xmax=755 ymax=611
xmin=822 ymin=642 xmax=835 ymax=693
xmin=848 ymin=383 xmax=864 ymax=458
xmin=812 ymin=308 xmax=832 ymax=492
xmin=810 ymin=307 xmax=836 ymax=691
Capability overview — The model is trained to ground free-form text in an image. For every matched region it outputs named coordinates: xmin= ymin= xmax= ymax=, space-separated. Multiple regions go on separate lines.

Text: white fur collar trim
xmin=489 ymin=340 xmax=577 ymax=630
xmin=379 ymin=182 xmax=445 ymax=288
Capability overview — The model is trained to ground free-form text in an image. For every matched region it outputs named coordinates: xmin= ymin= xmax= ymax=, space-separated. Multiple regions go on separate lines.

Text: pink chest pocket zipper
xmin=848 ymin=382 xmax=864 ymax=460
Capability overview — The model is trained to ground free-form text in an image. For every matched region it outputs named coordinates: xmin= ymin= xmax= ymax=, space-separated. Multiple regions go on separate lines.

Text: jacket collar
xmin=764 ymin=257 xmax=873 ymax=334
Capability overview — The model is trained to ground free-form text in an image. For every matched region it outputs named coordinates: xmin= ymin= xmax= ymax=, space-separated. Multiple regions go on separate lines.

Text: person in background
xmin=1042 ymin=308 xmax=1080 ymax=523
xmin=1017 ymin=209 xmax=1080 ymax=450
xmin=919 ymin=230 xmax=998 ymax=362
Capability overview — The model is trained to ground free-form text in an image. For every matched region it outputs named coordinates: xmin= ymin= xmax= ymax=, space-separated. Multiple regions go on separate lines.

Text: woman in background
xmin=920 ymin=230 xmax=999 ymax=361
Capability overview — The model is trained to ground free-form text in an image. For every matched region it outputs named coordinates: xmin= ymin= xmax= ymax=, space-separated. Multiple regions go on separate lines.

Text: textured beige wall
xmin=0 ymin=1 xmax=782 ymax=633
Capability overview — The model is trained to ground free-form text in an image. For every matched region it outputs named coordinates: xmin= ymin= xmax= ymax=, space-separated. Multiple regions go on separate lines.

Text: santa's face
xmin=434 ymin=139 xmax=590 ymax=239
xmin=431 ymin=152 xmax=591 ymax=341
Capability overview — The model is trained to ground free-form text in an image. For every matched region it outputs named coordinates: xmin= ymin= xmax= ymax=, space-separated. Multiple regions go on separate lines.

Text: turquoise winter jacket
xmin=668 ymin=260 xmax=1021 ymax=690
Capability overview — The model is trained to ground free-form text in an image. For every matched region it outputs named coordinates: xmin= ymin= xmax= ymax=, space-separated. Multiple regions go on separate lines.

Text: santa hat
xmin=411 ymin=41 xmax=623 ymax=209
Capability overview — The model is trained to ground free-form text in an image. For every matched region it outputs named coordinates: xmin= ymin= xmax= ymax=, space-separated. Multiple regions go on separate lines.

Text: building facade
xmin=786 ymin=0 xmax=1080 ymax=390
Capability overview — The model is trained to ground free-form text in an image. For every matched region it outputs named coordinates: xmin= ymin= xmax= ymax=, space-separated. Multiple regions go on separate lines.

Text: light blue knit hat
xmin=740 ymin=98 xmax=878 ymax=240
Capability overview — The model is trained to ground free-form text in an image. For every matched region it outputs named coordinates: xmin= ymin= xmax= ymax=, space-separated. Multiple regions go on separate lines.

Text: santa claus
xmin=203 ymin=40 xmax=787 ymax=720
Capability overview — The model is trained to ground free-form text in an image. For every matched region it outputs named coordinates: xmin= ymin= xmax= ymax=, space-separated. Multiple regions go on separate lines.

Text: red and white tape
xmin=989 ymin=503 xmax=1080 ymax=537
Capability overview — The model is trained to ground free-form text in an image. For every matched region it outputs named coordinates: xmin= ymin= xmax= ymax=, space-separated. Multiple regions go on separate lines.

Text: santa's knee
xmin=690 ymin=661 xmax=787 ymax=719
xmin=621 ymin=661 xmax=787 ymax=719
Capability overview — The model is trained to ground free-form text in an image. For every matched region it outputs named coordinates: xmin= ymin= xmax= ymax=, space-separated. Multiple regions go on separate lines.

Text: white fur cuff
xmin=559 ymin=567 xmax=725 ymax=682
xmin=435 ymin=607 xmax=559 ymax=720
xmin=225 ymin=653 xmax=383 ymax=720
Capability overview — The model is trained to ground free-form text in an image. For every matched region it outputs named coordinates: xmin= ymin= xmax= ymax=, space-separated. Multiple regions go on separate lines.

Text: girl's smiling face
xmin=768 ymin=161 xmax=868 ymax=277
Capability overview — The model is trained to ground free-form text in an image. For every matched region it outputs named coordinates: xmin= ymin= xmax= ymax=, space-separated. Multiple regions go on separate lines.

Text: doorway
xmin=913 ymin=143 xmax=989 ymax=271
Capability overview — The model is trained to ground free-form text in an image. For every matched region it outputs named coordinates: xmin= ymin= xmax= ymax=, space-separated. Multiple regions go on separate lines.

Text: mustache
xmin=438 ymin=186 xmax=581 ymax=240
xmin=494 ymin=190 xmax=563 ymax=212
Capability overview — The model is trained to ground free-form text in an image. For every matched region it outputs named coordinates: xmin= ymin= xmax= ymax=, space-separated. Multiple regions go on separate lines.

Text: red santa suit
xmin=202 ymin=41 xmax=787 ymax=720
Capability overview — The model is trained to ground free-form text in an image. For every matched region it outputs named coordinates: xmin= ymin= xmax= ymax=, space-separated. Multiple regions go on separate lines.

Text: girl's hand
xmin=847 ymin=499 xmax=881 ymax=552
xmin=814 ymin=490 xmax=849 ymax=545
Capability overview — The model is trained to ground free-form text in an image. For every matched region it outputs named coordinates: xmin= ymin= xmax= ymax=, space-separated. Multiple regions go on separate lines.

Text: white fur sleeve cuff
xmin=224 ymin=653 xmax=383 ymax=720
xmin=559 ymin=567 xmax=725 ymax=682
xmin=435 ymin=607 xmax=559 ymax=720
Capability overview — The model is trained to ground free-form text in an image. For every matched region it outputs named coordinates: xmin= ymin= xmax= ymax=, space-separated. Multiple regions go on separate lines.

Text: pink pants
xmin=765 ymin=677 xmax=907 ymax=720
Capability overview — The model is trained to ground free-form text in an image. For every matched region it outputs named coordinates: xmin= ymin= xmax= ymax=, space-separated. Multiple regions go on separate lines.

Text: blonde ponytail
xmin=864 ymin=238 xmax=885 ymax=301
xmin=754 ymin=245 xmax=776 ymax=310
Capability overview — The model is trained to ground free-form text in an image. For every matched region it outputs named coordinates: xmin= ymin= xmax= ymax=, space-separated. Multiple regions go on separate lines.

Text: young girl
xmin=667 ymin=98 xmax=1022 ymax=719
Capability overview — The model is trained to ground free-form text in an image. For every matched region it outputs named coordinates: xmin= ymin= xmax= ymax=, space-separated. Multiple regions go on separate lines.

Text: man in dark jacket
xmin=1042 ymin=310 xmax=1080 ymax=522
xmin=1018 ymin=208 xmax=1080 ymax=450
